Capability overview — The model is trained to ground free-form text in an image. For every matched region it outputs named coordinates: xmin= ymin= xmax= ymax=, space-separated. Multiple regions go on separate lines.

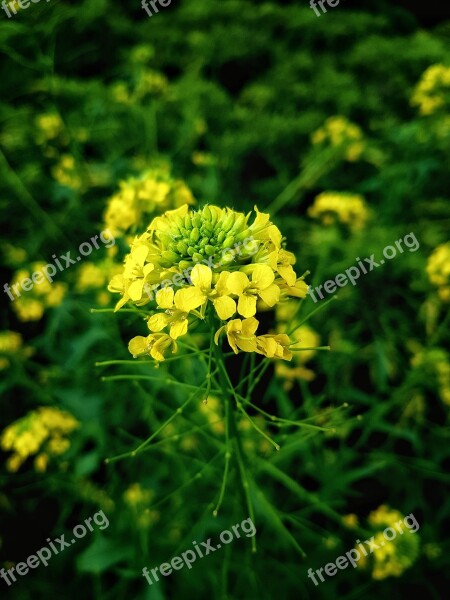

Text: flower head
xmin=308 ymin=191 xmax=369 ymax=231
xmin=110 ymin=204 xmax=307 ymax=359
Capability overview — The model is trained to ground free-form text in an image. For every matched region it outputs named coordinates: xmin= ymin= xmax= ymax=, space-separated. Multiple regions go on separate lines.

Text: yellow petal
xmin=213 ymin=296 xmax=236 ymax=320
xmin=227 ymin=271 xmax=249 ymax=295
xmin=174 ymin=287 xmax=206 ymax=312
xmin=214 ymin=271 xmax=231 ymax=295
xmin=258 ymin=283 xmax=280 ymax=307
xmin=191 ymin=264 xmax=212 ymax=290
xmin=128 ymin=336 xmax=149 ymax=357
xmin=214 ymin=325 xmax=225 ymax=346
xmin=148 ymin=313 xmax=170 ymax=332
xmin=128 ymin=279 xmax=145 ymax=301
xmin=238 ymin=294 xmax=257 ymax=318
xmin=241 ymin=317 xmax=259 ymax=336
xmin=236 ymin=337 xmax=258 ymax=353
xmin=170 ymin=318 xmax=188 ymax=339
xmin=278 ymin=264 xmax=297 ymax=287
xmin=252 ymin=264 xmax=275 ymax=289
xmin=156 ymin=287 xmax=174 ymax=309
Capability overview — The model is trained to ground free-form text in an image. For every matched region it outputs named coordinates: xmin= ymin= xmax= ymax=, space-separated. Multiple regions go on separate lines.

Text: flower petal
xmin=213 ymin=296 xmax=236 ymax=320
xmin=238 ymin=294 xmax=257 ymax=318
xmin=156 ymin=287 xmax=174 ymax=309
xmin=191 ymin=264 xmax=212 ymax=290
xmin=170 ymin=318 xmax=188 ymax=339
xmin=148 ymin=313 xmax=170 ymax=332
xmin=174 ymin=287 xmax=206 ymax=312
xmin=258 ymin=283 xmax=280 ymax=307
xmin=251 ymin=264 xmax=275 ymax=289
xmin=128 ymin=279 xmax=145 ymax=301
xmin=227 ymin=271 xmax=249 ymax=295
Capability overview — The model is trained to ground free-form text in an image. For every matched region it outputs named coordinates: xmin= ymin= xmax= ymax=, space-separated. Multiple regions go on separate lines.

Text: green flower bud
xmin=221 ymin=213 xmax=235 ymax=232
xmin=217 ymin=231 xmax=226 ymax=243
xmin=177 ymin=241 xmax=188 ymax=254
xmin=192 ymin=214 xmax=202 ymax=228
xmin=202 ymin=206 xmax=212 ymax=222
xmin=184 ymin=214 xmax=191 ymax=229
xmin=222 ymin=235 xmax=234 ymax=248
xmin=179 ymin=260 xmax=191 ymax=270
xmin=193 ymin=252 xmax=204 ymax=263
xmin=231 ymin=214 xmax=246 ymax=232
xmin=205 ymin=245 xmax=216 ymax=256
xmin=161 ymin=250 xmax=180 ymax=262
xmin=190 ymin=227 xmax=200 ymax=243
xmin=187 ymin=246 xmax=195 ymax=256
xmin=235 ymin=229 xmax=252 ymax=242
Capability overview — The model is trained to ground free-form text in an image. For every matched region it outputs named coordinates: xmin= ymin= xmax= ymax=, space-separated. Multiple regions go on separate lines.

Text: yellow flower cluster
xmin=75 ymin=258 xmax=122 ymax=306
xmin=308 ymin=191 xmax=369 ymax=231
xmin=109 ymin=204 xmax=308 ymax=361
xmin=35 ymin=113 xmax=66 ymax=144
xmin=1 ymin=407 xmax=79 ymax=473
xmin=311 ymin=116 xmax=365 ymax=161
xmin=104 ymin=169 xmax=195 ymax=238
xmin=52 ymin=154 xmax=84 ymax=191
xmin=123 ymin=483 xmax=159 ymax=528
xmin=110 ymin=70 xmax=169 ymax=105
xmin=426 ymin=242 xmax=450 ymax=302
xmin=10 ymin=263 xmax=67 ymax=322
xmin=0 ymin=331 xmax=32 ymax=370
xmin=357 ymin=506 xmax=420 ymax=580
xmin=411 ymin=64 xmax=450 ymax=115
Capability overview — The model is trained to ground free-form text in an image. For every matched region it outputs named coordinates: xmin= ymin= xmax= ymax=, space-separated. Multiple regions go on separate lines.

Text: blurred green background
xmin=1 ymin=0 xmax=450 ymax=598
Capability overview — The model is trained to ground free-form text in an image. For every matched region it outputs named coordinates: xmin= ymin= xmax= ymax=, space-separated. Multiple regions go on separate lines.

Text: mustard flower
xmin=109 ymin=204 xmax=307 ymax=360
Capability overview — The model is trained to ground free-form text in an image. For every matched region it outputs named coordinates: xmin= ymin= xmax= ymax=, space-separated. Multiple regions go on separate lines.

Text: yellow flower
xmin=227 ymin=265 xmax=280 ymax=318
xmin=411 ymin=64 xmax=450 ymax=115
xmin=215 ymin=318 xmax=259 ymax=354
xmin=1 ymin=407 xmax=79 ymax=473
xmin=311 ymin=116 xmax=365 ymax=161
xmin=148 ymin=288 xmax=190 ymax=339
xmin=104 ymin=168 xmax=195 ymax=238
xmin=128 ymin=333 xmax=178 ymax=362
xmin=308 ymin=191 xmax=369 ymax=231
xmin=256 ymin=334 xmax=292 ymax=360
xmin=174 ymin=264 xmax=236 ymax=320
xmin=426 ymin=242 xmax=450 ymax=302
